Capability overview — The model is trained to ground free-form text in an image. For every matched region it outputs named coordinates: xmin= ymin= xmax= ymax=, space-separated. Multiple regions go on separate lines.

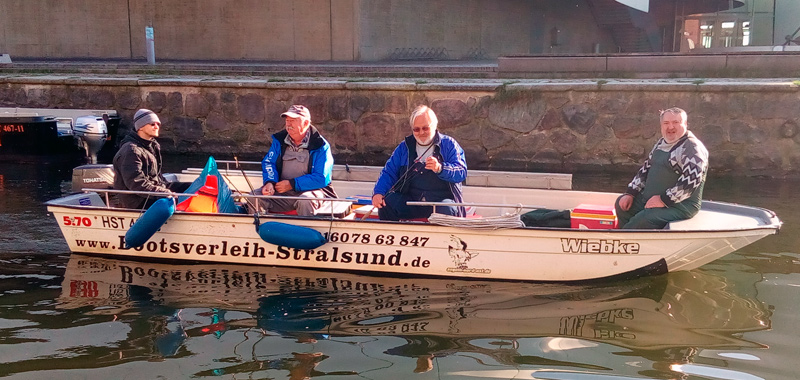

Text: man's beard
xmin=415 ymin=136 xmax=433 ymax=146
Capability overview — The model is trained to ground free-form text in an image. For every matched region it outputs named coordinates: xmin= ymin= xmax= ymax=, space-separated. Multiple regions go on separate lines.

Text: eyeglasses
xmin=412 ymin=126 xmax=430 ymax=133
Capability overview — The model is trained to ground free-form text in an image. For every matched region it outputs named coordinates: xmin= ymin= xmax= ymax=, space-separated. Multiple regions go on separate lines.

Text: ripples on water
xmin=0 ymin=162 xmax=798 ymax=379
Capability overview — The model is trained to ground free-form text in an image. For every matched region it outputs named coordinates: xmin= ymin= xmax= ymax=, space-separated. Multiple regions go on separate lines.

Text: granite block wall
xmin=2 ymin=77 xmax=799 ymax=177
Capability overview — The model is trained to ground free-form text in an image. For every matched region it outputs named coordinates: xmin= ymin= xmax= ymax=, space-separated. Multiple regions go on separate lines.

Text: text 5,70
xmin=63 ymin=216 xmax=92 ymax=227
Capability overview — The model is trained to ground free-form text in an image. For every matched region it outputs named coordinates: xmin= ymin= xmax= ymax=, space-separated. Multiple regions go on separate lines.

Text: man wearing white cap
xmin=113 ymin=109 xmax=189 ymax=209
xmin=250 ymin=104 xmax=336 ymax=215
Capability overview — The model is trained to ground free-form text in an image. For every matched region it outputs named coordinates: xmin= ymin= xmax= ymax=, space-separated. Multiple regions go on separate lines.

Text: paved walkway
xmin=2 ymin=59 xmax=799 ymax=90
xmin=1 ymin=59 xmax=500 ymax=78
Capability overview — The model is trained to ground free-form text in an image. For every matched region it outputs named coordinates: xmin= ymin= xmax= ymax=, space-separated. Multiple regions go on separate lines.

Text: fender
xmin=257 ymin=221 xmax=326 ymax=250
xmin=125 ymin=198 xmax=174 ymax=248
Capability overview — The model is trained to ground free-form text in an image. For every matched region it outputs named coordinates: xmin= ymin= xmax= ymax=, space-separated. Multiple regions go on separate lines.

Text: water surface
xmin=0 ymin=162 xmax=798 ymax=380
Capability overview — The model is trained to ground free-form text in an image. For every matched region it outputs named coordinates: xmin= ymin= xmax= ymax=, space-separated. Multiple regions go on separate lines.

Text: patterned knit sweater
xmin=625 ymin=131 xmax=709 ymax=207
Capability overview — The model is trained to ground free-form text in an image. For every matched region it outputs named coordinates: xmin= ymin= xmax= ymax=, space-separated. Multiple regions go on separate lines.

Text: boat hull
xmin=47 ymin=194 xmax=778 ymax=282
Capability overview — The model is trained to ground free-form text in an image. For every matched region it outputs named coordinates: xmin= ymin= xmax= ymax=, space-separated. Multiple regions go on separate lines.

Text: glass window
xmin=742 ymin=21 xmax=750 ymax=46
xmin=700 ymin=22 xmax=714 ymax=48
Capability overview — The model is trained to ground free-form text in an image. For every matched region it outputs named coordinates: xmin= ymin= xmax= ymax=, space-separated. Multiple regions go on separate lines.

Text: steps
xmin=588 ymin=0 xmax=652 ymax=53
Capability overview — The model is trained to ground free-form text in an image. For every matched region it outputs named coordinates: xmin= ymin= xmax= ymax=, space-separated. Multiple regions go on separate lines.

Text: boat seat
xmin=266 ymin=200 xmax=351 ymax=218
xmin=271 ymin=209 xmax=298 ymax=216
xmin=666 ymin=209 xmax=760 ymax=230
xmin=314 ymin=200 xmax=353 ymax=218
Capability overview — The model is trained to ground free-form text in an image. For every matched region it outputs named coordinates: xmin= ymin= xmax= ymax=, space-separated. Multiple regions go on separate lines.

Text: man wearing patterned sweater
xmin=615 ymin=107 xmax=708 ymax=229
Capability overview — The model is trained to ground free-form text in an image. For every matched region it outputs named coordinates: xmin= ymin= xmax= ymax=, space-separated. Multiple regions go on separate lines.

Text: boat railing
xmin=81 ymin=188 xmax=550 ymax=220
xmin=216 ymin=160 xmax=260 ymax=170
xmin=238 ymin=193 xmax=357 ymax=203
xmin=82 ymin=188 xmax=199 ymax=208
xmin=83 ymin=188 xmax=358 ymax=215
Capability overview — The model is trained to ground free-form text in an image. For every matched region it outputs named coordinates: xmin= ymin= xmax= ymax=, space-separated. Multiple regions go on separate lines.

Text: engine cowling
xmin=73 ymin=116 xmax=108 ymax=164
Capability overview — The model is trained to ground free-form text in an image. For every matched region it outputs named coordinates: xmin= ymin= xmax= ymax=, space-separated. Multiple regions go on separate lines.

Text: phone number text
xmin=324 ymin=232 xmax=429 ymax=247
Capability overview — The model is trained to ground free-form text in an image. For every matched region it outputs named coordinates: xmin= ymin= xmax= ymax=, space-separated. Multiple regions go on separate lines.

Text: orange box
xmin=571 ymin=204 xmax=618 ymax=229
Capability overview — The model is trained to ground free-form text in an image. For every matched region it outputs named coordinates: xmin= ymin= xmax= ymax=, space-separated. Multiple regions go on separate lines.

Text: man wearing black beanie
xmin=112 ymin=109 xmax=189 ymax=209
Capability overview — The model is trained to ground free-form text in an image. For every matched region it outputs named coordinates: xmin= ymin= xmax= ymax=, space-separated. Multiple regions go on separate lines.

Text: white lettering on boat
xmin=560 ymin=238 xmax=640 ymax=254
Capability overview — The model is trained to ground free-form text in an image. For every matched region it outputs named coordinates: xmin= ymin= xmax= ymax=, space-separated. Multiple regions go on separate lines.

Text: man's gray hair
xmin=659 ymin=107 xmax=687 ymax=121
xmin=409 ymin=105 xmax=438 ymax=129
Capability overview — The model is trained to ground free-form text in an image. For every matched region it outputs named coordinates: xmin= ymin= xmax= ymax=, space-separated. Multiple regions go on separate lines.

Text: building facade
xmin=679 ymin=0 xmax=800 ymax=51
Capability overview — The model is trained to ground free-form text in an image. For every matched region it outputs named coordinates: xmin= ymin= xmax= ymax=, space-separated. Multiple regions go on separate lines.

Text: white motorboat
xmin=46 ymin=161 xmax=781 ymax=282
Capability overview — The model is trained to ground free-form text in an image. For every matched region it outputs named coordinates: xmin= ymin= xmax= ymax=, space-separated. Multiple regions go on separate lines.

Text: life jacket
xmin=177 ymin=175 xmax=219 ymax=213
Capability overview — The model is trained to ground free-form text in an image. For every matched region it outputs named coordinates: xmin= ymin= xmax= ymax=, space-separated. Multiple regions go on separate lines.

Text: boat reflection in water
xmin=58 ymin=254 xmax=770 ymax=378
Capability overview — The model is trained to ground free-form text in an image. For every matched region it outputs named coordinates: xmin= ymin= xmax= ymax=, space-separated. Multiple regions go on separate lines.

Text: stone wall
xmin=2 ymin=76 xmax=799 ymax=177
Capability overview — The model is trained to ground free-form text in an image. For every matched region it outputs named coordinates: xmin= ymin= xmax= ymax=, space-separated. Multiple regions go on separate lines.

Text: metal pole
xmin=145 ymin=26 xmax=155 ymax=65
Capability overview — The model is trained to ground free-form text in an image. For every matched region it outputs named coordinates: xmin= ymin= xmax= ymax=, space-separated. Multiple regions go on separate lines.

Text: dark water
xmin=1 ymin=162 xmax=798 ymax=380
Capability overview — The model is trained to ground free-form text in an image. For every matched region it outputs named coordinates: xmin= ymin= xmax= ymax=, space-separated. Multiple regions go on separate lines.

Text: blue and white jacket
xmin=373 ymin=132 xmax=468 ymax=216
xmin=261 ymin=125 xmax=335 ymax=195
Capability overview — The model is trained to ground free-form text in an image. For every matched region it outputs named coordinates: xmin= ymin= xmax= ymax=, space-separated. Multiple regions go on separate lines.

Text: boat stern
xmin=46 ymin=192 xmax=108 ymax=208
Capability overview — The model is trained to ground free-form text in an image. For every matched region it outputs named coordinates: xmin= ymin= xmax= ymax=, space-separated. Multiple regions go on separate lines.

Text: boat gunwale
xmin=45 ymin=199 xmax=781 ymax=235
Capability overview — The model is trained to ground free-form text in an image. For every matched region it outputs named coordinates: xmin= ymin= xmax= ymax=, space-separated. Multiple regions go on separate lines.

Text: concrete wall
xmin=0 ymin=0 xmax=610 ymax=61
xmin=358 ymin=0 xmax=612 ymax=60
xmin=0 ymin=0 xmax=359 ymax=61
xmin=0 ymin=0 xmax=131 ymax=58
xmin=127 ymin=0 xmax=356 ymax=61
xmin=2 ymin=75 xmax=798 ymax=177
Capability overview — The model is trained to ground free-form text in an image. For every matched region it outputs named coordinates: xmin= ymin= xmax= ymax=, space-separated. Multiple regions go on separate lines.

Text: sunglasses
xmin=412 ymin=126 xmax=430 ymax=133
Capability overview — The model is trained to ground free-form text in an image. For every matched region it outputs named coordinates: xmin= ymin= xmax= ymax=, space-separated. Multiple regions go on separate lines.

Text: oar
xmin=234 ymin=156 xmax=256 ymax=193
xmin=361 ymin=205 xmax=377 ymax=220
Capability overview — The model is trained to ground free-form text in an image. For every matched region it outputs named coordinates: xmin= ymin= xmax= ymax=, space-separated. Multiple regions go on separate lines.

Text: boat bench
xmin=666 ymin=209 xmax=760 ymax=230
xmin=314 ymin=200 xmax=353 ymax=218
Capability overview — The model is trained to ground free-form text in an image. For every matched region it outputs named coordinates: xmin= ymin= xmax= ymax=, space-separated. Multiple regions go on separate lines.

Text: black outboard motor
xmin=71 ymin=164 xmax=114 ymax=193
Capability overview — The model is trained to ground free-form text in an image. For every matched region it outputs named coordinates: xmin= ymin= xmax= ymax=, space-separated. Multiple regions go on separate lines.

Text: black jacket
xmin=112 ymin=133 xmax=169 ymax=209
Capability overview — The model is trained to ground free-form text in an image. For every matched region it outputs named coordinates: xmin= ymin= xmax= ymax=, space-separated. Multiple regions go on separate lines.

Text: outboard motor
xmin=73 ymin=116 xmax=108 ymax=164
xmin=71 ymin=164 xmax=114 ymax=193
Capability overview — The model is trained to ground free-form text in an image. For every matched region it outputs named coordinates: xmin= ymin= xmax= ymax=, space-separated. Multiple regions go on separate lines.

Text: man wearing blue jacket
xmin=252 ymin=105 xmax=335 ymax=216
xmin=372 ymin=105 xmax=467 ymax=220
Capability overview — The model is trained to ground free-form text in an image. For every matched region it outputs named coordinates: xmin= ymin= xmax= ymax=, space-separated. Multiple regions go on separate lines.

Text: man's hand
xmin=274 ymin=180 xmax=292 ymax=193
xmin=425 ymin=156 xmax=442 ymax=173
xmin=618 ymin=194 xmax=633 ymax=211
xmin=645 ymin=195 xmax=666 ymax=209
xmin=372 ymin=194 xmax=385 ymax=209
xmin=261 ymin=183 xmax=275 ymax=195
